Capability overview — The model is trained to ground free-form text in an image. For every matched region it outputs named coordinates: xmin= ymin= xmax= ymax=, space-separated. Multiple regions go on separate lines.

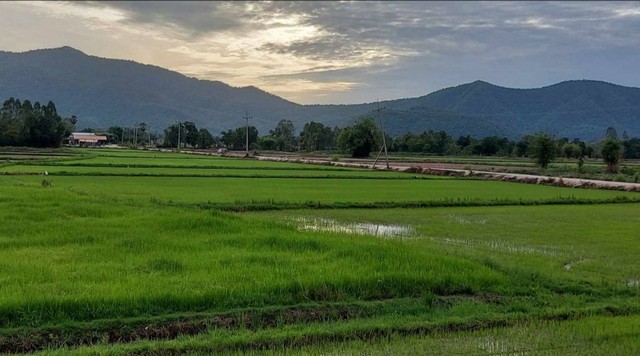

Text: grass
xmin=0 ymin=164 xmax=423 ymax=178
xmin=1 ymin=175 xmax=637 ymax=207
xmin=1 ymin=186 xmax=527 ymax=334
xmin=252 ymin=204 xmax=640 ymax=286
xmin=1 ymin=147 xmax=640 ymax=353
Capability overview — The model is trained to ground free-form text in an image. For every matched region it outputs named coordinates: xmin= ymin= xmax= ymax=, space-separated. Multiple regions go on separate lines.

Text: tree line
xmin=150 ymin=117 xmax=636 ymax=173
xmin=0 ymin=98 xmax=76 ymax=147
xmin=3 ymin=97 xmax=638 ymax=174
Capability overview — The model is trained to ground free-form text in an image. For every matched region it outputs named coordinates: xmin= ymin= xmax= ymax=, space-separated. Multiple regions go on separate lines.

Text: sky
xmin=1 ymin=1 xmax=639 ymax=105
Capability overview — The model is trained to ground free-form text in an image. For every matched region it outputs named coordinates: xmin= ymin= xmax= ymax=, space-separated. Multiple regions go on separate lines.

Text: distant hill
xmin=1 ymin=47 xmax=639 ymax=140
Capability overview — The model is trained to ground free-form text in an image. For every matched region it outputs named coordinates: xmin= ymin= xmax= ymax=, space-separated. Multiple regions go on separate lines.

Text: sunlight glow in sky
xmin=1 ymin=1 xmax=639 ymax=104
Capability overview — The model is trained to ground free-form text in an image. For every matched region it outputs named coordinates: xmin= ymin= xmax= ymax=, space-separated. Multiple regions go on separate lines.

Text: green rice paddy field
xmin=0 ymin=148 xmax=639 ymax=354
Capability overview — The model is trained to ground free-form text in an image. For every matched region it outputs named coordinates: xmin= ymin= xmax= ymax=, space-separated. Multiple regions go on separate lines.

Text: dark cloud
xmin=86 ymin=1 xmax=640 ymax=59
xmin=74 ymin=1 xmax=640 ymax=103
xmin=82 ymin=1 xmax=251 ymax=36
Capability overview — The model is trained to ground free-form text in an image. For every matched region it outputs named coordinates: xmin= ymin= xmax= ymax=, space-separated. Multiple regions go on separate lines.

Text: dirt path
xmin=253 ymin=154 xmax=640 ymax=192
xmin=152 ymin=149 xmax=639 ymax=192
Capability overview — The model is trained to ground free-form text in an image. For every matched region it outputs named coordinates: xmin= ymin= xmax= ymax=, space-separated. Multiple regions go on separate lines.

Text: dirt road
xmin=254 ymin=154 xmax=640 ymax=192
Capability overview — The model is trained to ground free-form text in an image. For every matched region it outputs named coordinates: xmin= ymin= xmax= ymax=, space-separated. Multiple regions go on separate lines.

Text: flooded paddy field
xmin=0 ymin=148 xmax=639 ymax=354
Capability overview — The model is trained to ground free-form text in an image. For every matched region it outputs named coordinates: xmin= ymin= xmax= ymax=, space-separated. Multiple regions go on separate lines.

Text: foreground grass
xmin=0 ymin=184 xmax=518 ymax=329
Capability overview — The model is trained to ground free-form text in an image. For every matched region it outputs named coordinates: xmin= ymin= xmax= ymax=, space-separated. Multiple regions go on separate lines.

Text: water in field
xmin=429 ymin=236 xmax=562 ymax=257
xmin=292 ymin=217 xmax=416 ymax=240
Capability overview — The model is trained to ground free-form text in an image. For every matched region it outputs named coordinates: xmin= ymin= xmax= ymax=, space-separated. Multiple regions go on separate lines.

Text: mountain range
xmin=1 ymin=46 xmax=639 ymax=140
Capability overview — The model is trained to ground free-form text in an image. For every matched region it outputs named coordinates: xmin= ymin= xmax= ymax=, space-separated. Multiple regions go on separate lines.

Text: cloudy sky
xmin=1 ymin=1 xmax=639 ymax=104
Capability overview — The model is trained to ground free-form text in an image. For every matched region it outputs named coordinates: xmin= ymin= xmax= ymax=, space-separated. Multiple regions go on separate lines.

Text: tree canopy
xmin=338 ymin=117 xmax=381 ymax=158
xmin=601 ymin=138 xmax=621 ymax=173
xmin=0 ymin=97 xmax=74 ymax=147
xmin=531 ymin=133 xmax=557 ymax=169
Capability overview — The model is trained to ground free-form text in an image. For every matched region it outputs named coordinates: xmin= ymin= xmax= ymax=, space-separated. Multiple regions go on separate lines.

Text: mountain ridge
xmin=1 ymin=46 xmax=639 ymax=140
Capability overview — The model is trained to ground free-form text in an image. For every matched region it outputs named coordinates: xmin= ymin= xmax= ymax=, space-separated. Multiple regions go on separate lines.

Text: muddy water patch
xmin=291 ymin=217 xmax=416 ymax=240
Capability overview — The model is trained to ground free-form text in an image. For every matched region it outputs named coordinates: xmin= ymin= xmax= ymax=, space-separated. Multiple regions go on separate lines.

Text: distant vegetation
xmin=7 ymin=93 xmax=637 ymax=178
xmin=0 ymin=97 xmax=76 ymax=147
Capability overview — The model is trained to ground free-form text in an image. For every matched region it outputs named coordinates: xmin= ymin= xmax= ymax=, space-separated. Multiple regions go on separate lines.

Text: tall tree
xmin=269 ymin=119 xmax=297 ymax=151
xmin=601 ymin=137 xmax=622 ymax=173
xmin=0 ymin=97 xmax=67 ymax=147
xmin=182 ymin=121 xmax=199 ymax=147
xmin=337 ymin=117 xmax=380 ymax=158
xmin=197 ymin=128 xmax=215 ymax=149
xmin=531 ymin=133 xmax=556 ymax=169
xmin=162 ymin=123 xmax=180 ymax=147
xmin=108 ymin=126 xmax=124 ymax=144
xmin=299 ymin=121 xmax=335 ymax=151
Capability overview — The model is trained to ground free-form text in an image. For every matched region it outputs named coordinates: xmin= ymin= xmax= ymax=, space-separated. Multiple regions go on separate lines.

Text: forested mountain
xmin=1 ymin=47 xmax=639 ymax=140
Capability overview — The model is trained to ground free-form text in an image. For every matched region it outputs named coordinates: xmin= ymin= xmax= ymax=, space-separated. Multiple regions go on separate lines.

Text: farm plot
xmin=0 ymin=148 xmax=639 ymax=354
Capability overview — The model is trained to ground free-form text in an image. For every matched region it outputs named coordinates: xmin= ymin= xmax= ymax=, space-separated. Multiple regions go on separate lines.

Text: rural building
xmin=68 ymin=132 xmax=108 ymax=147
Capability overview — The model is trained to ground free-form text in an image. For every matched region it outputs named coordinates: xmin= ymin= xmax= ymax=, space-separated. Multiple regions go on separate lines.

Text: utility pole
xmin=134 ymin=125 xmax=137 ymax=149
xmin=177 ymin=121 xmax=181 ymax=150
xmin=243 ymin=111 xmax=253 ymax=155
xmin=371 ymin=100 xmax=390 ymax=169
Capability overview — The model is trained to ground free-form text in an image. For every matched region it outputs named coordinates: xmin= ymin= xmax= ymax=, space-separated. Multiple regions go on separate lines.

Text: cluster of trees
xmin=4 ymin=94 xmax=634 ymax=175
xmin=0 ymin=98 xmax=76 ymax=147
xmin=163 ymin=121 xmax=216 ymax=149
xmin=170 ymin=120 xmax=340 ymax=152
xmin=154 ymin=117 xmax=637 ymax=174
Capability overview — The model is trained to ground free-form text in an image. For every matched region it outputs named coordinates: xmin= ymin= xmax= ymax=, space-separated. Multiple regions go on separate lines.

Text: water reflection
xmin=292 ymin=217 xmax=416 ymax=240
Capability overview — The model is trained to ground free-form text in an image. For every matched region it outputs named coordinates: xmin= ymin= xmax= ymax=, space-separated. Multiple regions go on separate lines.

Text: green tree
xmin=514 ymin=135 xmax=534 ymax=157
xmin=473 ymin=136 xmax=509 ymax=156
xmin=337 ymin=117 xmax=380 ymax=158
xmin=181 ymin=121 xmax=199 ymax=147
xmin=531 ymin=133 xmax=556 ymax=169
xmin=197 ymin=128 xmax=215 ymax=149
xmin=221 ymin=126 xmax=258 ymax=150
xmin=162 ymin=123 xmax=184 ymax=148
xmin=623 ymin=138 xmax=640 ymax=159
xmin=108 ymin=126 xmax=124 ymax=144
xmin=257 ymin=136 xmax=278 ymax=150
xmin=269 ymin=119 xmax=297 ymax=151
xmin=299 ymin=121 xmax=335 ymax=151
xmin=562 ymin=143 xmax=581 ymax=159
xmin=601 ymin=137 xmax=622 ymax=173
